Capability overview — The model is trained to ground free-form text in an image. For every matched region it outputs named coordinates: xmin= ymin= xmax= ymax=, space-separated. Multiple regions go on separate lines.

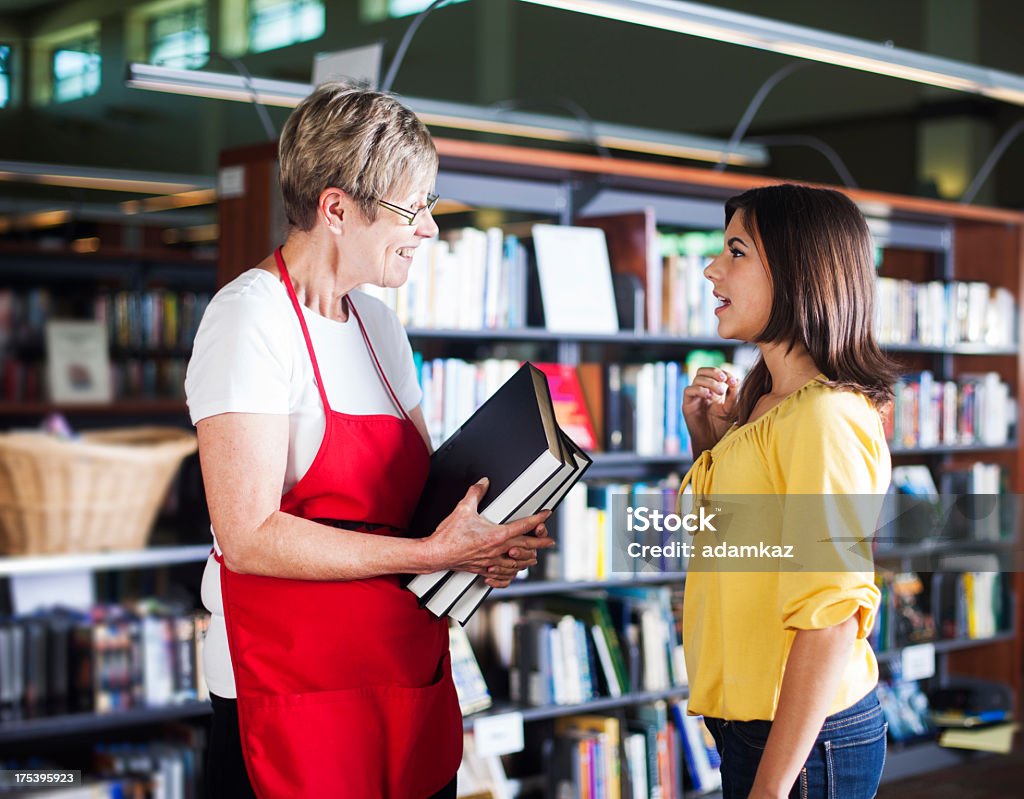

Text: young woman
xmin=680 ymin=184 xmax=898 ymax=799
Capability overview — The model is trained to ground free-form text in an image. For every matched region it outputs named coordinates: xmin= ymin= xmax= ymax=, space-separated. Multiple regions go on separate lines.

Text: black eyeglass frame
xmin=375 ymin=192 xmax=439 ymax=225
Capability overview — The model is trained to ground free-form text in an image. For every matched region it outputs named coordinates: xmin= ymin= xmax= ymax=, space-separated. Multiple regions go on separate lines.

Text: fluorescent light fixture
xmin=126 ymin=62 xmax=309 ymax=107
xmin=520 ymin=0 xmax=1024 ymax=106
xmin=125 ymin=63 xmax=769 ymax=167
xmin=405 ymin=96 xmax=767 ymax=165
xmin=0 ymin=160 xmax=214 ymax=194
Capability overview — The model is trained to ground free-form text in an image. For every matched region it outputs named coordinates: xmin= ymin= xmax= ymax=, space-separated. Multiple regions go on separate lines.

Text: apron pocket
xmin=239 ymin=653 xmax=462 ymax=799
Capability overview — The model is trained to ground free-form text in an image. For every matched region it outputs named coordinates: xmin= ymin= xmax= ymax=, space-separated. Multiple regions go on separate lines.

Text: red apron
xmin=214 ymin=247 xmax=462 ymax=798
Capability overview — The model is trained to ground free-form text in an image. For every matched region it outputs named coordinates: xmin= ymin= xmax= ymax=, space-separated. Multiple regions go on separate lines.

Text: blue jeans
xmin=704 ymin=689 xmax=887 ymax=799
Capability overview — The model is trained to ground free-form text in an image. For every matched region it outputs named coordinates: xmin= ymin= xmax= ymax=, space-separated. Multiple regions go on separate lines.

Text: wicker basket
xmin=0 ymin=426 xmax=198 ymax=555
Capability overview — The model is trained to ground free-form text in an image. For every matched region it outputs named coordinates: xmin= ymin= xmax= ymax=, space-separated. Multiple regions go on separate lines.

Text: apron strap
xmin=275 ymin=246 xmax=332 ymax=414
xmin=347 ymin=295 xmax=413 ymax=424
xmin=274 ymin=246 xmax=413 ymax=424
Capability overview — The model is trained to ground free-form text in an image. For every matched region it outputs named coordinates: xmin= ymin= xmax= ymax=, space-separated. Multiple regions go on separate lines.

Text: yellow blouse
xmin=680 ymin=376 xmax=889 ymax=721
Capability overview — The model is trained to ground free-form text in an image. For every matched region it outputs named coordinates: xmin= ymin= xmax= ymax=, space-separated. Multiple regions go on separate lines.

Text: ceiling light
xmin=0 ymin=160 xmax=214 ymax=194
xmin=405 ymin=96 xmax=768 ymax=165
xmin=126 ymin=62 xmax=308 ymax=107
xmin=125 ymin=63 xmax=769 ymax=167
xmin=520 ymin=0 xmax=1024 ymax=106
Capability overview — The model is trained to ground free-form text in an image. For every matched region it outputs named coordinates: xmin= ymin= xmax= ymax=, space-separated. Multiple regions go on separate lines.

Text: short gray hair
xmin=278 ymin=83 xmax=438 ymax=230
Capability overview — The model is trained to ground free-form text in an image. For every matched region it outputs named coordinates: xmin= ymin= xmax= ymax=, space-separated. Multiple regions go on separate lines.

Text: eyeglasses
xmin=375 ymin=193 xmax=439 ymax=226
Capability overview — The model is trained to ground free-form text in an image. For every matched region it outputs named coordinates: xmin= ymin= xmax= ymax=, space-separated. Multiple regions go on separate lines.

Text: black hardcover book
xmin=409 ymin=362 xmax=564 ymax=536
xmin=444 ymin=431 xmax=594 ymax=626
xmin=406 ymin=363 xmax=566 ymax=602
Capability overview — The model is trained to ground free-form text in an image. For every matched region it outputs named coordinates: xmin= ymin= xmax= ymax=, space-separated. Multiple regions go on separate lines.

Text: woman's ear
xmin=318 ymin=188 xmax=347 ymax=233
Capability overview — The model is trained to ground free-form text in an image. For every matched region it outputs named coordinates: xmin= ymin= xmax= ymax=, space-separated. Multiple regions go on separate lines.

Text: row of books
xmin=0 ymin=288 xmax=211 ymax=352
xmin=504 ymin=589 xmax=685 ymax=706
xmin=658 ymin=230 xmax=720 ymax=337
xmin=545 ymin=703 xmax=720 ymax=799
xmin=1 ymin=736 xmax=205 ymax=799
xmin=364 ymin=219 xmax=1017 ymax=347
xmin=551 ymin=480 xmax=685 ymax=582
xmin=363 ymin=228 xmax=529 ymax=330
xmin=95 ymin=290 xmax=211 ymax=351
xmin=0 ymin=603 xmax=210 ymax=721
xmin=0 ymin=356 xmax=189 ymax=402
xmin=417 ymin=357 xmax=521 ymax=451
xmin=365 ymin=219 xmax=728 ymax=337
xmin=886 ymin=371 xmax=1015 ymax=448
xmin=460 ymin=699 xmax=721 ymax=799
xmin=416 ymin=355 xmax=751 ymax=457
xmin=875 ymin=278 xmax=1016 ymax=347
xmin=871 ymin=570 xmax=1007 ymax=652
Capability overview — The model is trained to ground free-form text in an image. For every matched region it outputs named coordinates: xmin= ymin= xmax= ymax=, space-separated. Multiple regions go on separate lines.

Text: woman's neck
xmin=758 ymin=341 xmax=822 ymax=397
xmin=275 ymin=234 xmax=359 ymax=322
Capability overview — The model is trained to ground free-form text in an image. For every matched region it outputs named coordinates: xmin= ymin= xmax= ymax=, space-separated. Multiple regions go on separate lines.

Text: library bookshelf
xmin=214 ymin=137 xmax=1024 ymax=792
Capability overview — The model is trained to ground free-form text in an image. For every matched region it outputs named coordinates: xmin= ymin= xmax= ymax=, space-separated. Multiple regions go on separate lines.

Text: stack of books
xmin=406 ymin=362 xmax=591 ymax=625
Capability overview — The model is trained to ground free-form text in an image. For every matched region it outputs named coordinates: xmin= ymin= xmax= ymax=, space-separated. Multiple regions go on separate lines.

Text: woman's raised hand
xmin=682 ymin=367 xmax=739 ymax=455
xmin=423 ymin=478 xmax=555 ymax=588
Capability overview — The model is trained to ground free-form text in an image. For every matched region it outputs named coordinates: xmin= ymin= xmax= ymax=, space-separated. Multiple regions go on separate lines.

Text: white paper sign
xmin=218 ymin=165 xmax=246 ymax=199
xmin=45 ymin=320 xmax=112 ymax=403
xmin=901 ymin=642 xmax=936 ymax=681
xmin=473 ymin=711 xmax=525 ymax=757
xmin=532 ymin=224 xmax=620 ymax=334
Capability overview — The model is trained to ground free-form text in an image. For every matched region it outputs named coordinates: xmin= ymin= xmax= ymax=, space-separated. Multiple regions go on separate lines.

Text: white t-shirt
xmin=184 ymin=268 xmax=422 ymax=699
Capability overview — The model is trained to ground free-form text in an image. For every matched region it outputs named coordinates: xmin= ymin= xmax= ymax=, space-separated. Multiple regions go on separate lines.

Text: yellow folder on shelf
xmin=938 ymin=723 xmax=1019 ymax=754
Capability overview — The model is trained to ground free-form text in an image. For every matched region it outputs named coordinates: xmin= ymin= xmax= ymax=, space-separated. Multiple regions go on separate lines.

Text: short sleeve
xmin=382 ymin=302 xmax=423 ymax=412
xmin=185 ymin=287 xmax=292 ymax=425
xmin=773 ymin=389 xmax=887 ymax=638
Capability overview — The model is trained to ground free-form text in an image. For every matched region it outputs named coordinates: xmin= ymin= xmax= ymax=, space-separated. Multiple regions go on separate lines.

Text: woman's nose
xmin=704 ymin=254 xmax=722 ymax=281
xmin=416 ymin=208 xmax=439 ymax=238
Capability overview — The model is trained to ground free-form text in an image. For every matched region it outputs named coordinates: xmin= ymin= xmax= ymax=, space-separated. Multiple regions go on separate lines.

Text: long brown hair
xmin=724 ymin=184 xmax=899 ymax=423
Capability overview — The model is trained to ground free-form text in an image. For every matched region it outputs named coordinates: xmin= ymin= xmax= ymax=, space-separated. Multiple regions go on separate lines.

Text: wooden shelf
xmin=434 ymin=138 xmax=1024 ymax=225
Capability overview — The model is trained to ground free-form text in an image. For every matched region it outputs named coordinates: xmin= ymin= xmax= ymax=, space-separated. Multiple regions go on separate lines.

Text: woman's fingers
xmin=500 ymin=510 xmax=551 ymax=540
xmin=503 ymin=533 xmax=555 ymax=553
xmin=456 ymin=477 xmax=490 ymax=514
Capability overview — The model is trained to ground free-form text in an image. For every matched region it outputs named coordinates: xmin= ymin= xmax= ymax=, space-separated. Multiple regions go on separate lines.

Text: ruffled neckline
xmin=712 ymin=373 xmax=827 ymax=453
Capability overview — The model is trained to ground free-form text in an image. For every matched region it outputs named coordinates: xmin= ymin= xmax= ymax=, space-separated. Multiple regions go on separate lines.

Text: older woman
xmin=185 ymin=84 xmax=553 ymax=799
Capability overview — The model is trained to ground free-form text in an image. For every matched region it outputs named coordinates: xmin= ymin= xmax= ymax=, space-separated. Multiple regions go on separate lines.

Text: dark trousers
xmin=207 ymin=693 xmax=457 ymax=798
